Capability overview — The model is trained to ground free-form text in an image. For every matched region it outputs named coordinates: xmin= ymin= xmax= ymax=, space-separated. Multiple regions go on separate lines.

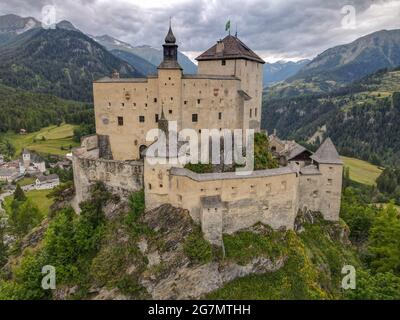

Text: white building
xmin=35 ymin=174 xmax=60 ymax=190
xmin=0 ymin=168 xmax=19 ymax=183
xmin=21 ymin=149 xmax=46 ymax=174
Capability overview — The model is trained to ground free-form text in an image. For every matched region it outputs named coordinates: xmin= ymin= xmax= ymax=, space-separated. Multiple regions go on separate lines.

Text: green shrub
xmin=223 ymin=225 xmax=287 ymax=265
xmin=184 ymin=227 xmax=213 ymax=264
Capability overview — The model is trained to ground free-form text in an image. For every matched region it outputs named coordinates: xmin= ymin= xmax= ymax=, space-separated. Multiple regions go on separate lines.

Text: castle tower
xmin=157 ymin=22 xmax=183 ymax=129
xmin=143 ymin=105 xmax=185 ymax=211
xmin=310 ymin=138 xmax=343 ymax=221
xmin=196 ymin=35 xmax=265 ymax=131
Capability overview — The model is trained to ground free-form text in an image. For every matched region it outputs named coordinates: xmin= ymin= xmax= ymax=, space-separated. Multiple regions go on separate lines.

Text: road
xmin=0 ymin=190 xmax=13 ymax=213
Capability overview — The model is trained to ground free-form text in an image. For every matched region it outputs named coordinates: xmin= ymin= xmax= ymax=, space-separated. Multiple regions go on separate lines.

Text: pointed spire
xmin=160 ymin=105 xmax=166 ymax=120
xmin=311 ymin=137 xmax=343 ymax=165
xmin=158 ymin=104 xmax=169 ymax=134
xmin=165 ymin=18 xmax=176 ymax=44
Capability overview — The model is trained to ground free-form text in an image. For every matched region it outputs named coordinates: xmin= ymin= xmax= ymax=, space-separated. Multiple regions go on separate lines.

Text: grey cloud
xmin=0 ymin=0 xmax=399 ymax=60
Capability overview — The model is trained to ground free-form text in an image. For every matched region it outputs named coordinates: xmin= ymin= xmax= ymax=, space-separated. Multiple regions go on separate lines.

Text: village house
xmin=35 ymin=174 xmax=60 ymax=190
xmin=20 ymin=149 xmax=46 ymax=174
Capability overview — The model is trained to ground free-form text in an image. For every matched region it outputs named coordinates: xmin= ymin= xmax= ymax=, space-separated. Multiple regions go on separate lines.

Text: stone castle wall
xmin=143 ymin=162 xmax=342 ymax=245
xmin=144 ymin=165 xmax=302 ymax=245
xmin=72 ymin=135 xmax=144 ymax=205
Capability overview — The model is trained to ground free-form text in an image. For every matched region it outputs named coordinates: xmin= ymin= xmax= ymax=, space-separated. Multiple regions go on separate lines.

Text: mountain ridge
xmin=0 ymin=27 xmax=142 ymax=101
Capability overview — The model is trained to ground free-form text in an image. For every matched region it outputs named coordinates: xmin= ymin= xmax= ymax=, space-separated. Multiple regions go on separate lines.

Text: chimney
xmin=111 ymin=70 xmax=120 ymax=79
xmin=216 ymin=40 xmax=224 ymax=54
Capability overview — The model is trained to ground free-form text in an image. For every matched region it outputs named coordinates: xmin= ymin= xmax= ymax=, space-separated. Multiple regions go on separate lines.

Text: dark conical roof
xmin=196 ymin=35 xmax=265 ymax=64
xmin=165 ymin=25 xmax=176 ymax=44
xmin=311 ymin=138 xmax=343 ymax=165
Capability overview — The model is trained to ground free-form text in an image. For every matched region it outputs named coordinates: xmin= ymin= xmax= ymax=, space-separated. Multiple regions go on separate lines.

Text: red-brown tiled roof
xmin=196 ymin=35 xmax=265 ymax=64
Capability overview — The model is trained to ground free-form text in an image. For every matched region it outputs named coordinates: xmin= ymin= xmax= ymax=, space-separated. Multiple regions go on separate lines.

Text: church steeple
xmin=159 ymin=21 xmax=182 ymax=69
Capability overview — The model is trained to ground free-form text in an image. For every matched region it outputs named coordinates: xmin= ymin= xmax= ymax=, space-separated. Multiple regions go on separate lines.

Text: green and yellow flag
xmin=225 ymin=20 xmax=231 ymax=33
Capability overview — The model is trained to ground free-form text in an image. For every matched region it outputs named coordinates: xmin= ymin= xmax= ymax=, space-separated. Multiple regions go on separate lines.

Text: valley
xmin=0 ymin=124 xmax=79 ymax=157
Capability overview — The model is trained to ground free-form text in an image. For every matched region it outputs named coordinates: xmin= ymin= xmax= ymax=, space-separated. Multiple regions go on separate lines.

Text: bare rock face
xmin=147 ymin=257 xmax=286 ymax=300
xmin=136 ymin=204 xmax=287 ymax=300
xmin=20 ymin=219 xmax=49 ymax=250
xmin=294 ymin=210 xmax=324 ymax=233
xmin=92 ymin=288 xmax=129 ymax=300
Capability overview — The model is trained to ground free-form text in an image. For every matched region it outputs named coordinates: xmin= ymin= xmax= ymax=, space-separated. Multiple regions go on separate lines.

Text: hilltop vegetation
xmin=1 ymin=182 xmax=399 ymax=300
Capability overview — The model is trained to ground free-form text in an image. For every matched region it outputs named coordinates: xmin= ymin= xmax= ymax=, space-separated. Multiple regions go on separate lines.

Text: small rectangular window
xmin=218 ymin=112 xmax=222 ymax=120
xmin=169 ymin=110 xmax=172 ymax=114
xmin=222 ymin=60 xmax=226 ymax=66
xmin=184 ymin=101 xmax=188 ymax=105
xmin=192 ymin=114 xmax=198 ymax=122
xmin=154 ymin=98 xmax=157 ymax=103
xmin=139 ymin=116 xmax=145 ymax=123
xmin=197 ymin=99 xmax=201 ymax=104
xmin=118 ymin=116 xmax=124 ymax=126
xmin=250 ymin=109 xmax=252 ymax=118
xmin=255 ymin=108 xmax=258 ymax=117
xmin=155 ymin=114 xmax=159 ymax=123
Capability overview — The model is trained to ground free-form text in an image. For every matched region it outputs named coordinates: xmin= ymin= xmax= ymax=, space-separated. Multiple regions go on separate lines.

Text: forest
xmin=0 ymin=84 xmax=93 ymax=135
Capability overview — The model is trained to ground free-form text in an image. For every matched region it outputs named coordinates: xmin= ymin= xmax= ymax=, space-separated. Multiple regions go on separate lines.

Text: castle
xmin=72 ymin=25 xmax=343 ymax=245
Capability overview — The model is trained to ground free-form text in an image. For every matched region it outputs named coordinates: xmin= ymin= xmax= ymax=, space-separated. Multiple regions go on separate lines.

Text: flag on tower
xmin=225 ymin=20 xmax=231 ymax=33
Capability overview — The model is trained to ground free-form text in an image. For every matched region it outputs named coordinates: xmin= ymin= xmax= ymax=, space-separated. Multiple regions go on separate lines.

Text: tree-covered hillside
xmin=262 ymin=68 xmax=400 ymax=166
xmin=0 ymin=84 xmax=93 ymax=133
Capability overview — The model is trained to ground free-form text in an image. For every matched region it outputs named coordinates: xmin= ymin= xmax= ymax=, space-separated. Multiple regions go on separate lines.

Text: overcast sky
xmin=1 ymin=0 xmax=400 ymax=62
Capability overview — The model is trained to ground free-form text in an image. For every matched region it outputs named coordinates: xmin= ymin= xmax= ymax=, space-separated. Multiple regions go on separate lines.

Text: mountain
xmin=92 ymin=34 xmax=198 ymax=74
xmin=0 ymin=14 xmax=40 ymax=44
xmin=268 ymin=29 xmax=400 ymax=99
xmin=0 ymin=27 xmax=142 ymax=102
xmin=110 ymin=49 xmax=157 ymax=76
xmin=292 ymin=29 xmax=400 ymax=83
xmin=263 ymin=60 xmax=310 ymax=87
xmin=262 ymin=67 xmax=400 ymax=166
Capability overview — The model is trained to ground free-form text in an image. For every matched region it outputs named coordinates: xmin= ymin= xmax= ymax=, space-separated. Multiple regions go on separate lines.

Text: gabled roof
xmin=196 ymin=35 xmax=265 ymax=64
xmin=37 ymin=174 xmax=59 ymax=182
xmin=287 ymin=143 xmax=309 ymax=160
xmin=311 ymin=138 xmax=343 ymax=165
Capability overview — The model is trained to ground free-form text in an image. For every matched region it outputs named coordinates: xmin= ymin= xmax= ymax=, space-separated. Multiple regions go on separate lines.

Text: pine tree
xmin=14 ymin=184 xmax=27 ymax=202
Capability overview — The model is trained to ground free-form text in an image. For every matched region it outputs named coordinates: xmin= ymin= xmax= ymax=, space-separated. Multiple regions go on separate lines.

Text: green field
xmin=0 ymin=124 xmax=79 ymax=157
xmin=4 ymin=189 xmax=54 ymax=216
xmin=341 ymin=156 xmax=383 ymax=186
xmin=17 ymin=177 xmax=36 ymax=187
